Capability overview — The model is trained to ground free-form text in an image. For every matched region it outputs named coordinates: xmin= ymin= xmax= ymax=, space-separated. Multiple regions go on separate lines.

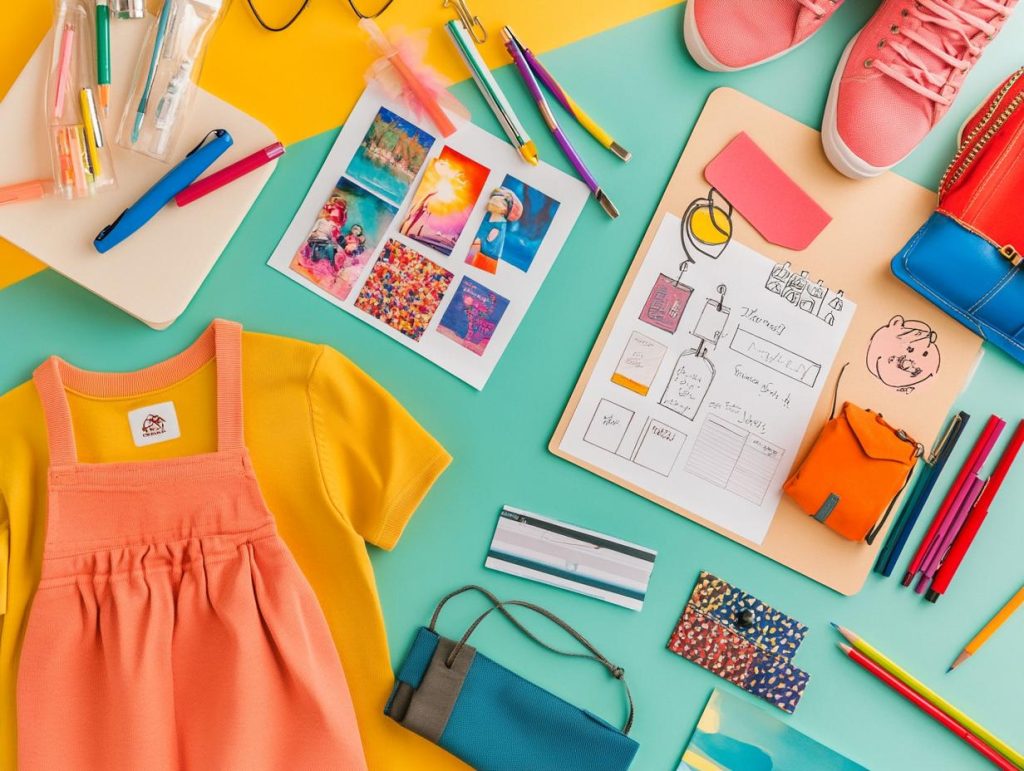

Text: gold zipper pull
xmin=1000 ymin=244 xmax=1023 ymax=266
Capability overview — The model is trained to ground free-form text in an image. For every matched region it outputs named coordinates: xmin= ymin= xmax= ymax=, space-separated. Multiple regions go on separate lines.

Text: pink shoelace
xmin=874 ymin=0 xmax=1014 ymax=105
xmin=797 ymin=0 xmax=836 ymax=17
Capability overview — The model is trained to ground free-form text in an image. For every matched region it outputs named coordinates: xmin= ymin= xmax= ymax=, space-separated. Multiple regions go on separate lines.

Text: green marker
xmin=96 ymin=0 xmax=111 ymax=115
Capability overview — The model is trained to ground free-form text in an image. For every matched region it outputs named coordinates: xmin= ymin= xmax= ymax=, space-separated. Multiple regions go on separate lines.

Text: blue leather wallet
xmin=891 ymin=212 xmax=1024 ymax=366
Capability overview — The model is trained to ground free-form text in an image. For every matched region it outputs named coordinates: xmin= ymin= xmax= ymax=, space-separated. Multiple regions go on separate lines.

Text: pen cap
xmin=115 ymin=0 xmax=226 ymax=162
xmin=112 ymin=0 xmax=145 ymax=18
xmin=47 ymin=0 xmax=118 ymax=199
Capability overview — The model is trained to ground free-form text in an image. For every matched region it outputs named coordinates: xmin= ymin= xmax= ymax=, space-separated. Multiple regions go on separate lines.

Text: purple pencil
xmin=915 ymin=475 xmax=986 ymax=595
xmin=501 ymin=25 xmax=619 ymax=219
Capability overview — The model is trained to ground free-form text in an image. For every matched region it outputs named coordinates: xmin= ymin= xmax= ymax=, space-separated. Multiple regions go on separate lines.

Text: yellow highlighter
xmin=79 ymin=87 xmax=104 ymax=179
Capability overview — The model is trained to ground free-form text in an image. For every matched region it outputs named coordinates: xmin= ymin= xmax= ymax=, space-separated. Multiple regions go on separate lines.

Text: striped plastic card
xmin=485 ymin=506 xmax=657 ymax=611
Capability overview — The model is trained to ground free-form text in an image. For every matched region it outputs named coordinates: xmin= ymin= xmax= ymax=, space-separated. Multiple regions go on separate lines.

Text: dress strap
xmin=32 ymin=357 xmax=78 ymax=466
xmin=213 ymin=319 xmax=245 ymax=451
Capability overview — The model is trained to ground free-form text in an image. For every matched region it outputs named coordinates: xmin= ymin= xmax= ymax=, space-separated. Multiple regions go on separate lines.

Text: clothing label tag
xmin=127 ymin=401 xmax=181 ymax=447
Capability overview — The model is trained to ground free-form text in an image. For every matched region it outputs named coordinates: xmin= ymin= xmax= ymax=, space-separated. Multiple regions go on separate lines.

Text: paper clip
xmin=444 ymin=0 xmax=486 ymax=43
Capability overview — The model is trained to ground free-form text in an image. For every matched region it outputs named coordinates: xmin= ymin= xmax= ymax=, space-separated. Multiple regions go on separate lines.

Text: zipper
xmin=939 ymin=68 xmax=1024 ymax=196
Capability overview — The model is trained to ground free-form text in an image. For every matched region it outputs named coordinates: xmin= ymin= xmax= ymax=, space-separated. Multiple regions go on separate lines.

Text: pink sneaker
xmin=684 ymin=0 xmax=845 ymax=72
xmin=823 ymin=0 xmax=1017 ymax=178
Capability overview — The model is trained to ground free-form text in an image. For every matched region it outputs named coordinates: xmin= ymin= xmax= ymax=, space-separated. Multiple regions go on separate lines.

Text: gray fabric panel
xmin=387 ymin=682 xmax=414 ymax=721
xmin=814 ymin=492 xmax=840 ymax=522
xmin=401 ymin=636 xmax=476 ymax=743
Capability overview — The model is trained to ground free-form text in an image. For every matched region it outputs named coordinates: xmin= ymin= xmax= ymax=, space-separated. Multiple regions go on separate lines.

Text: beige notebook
xmin=0 ymin=23 xmax=278 ymax=329
xmin=550 ymin=88 xmax=983 ymax=595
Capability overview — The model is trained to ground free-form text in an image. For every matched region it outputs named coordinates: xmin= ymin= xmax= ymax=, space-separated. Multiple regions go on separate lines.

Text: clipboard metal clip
xmin=444 ymin=0 xmax=486 ymax=43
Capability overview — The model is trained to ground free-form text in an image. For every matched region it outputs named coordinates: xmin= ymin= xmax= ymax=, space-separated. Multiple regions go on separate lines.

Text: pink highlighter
xmin=174 ymin=142 xmax=285 ymax=207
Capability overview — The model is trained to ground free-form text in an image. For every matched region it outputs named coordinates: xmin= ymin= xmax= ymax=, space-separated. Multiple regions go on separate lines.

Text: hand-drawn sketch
xmin=611 ymin=331 xmax=668 ymax=396
xmin=584 ymin=399 xmax=636 ymax=453
xmin=685 ymin=416 xmax=784 ymax=505
xmin=764 ymin=261 xmax=846 ymax=326
xmin=730 ymin=327 xmax=822 ymax=387
xmin=692 ymin=285 xmax=730 ymax=348
xmin=660 ymin=343 xmax=715 ymax=420
xmin=866 ymin=315 xmax=941 ymax=392
xmin=632 ymin=417 xmax=687 ymax=476
xmin=680 ymin=187 xmax=734 ymax=272
xmin=640 ymin=273 xmax=693 ymax=333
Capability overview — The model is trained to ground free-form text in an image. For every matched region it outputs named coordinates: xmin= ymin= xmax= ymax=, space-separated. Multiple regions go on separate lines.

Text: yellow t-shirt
xmin=0 ymin=326 xmax=464 ymax=770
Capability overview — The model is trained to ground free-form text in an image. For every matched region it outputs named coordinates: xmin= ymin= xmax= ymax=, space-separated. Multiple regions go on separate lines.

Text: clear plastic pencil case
xmin=48 ymin=0 xmax=117 ymax=199
xmin=116 ymin=0 xmax=225 ymax=162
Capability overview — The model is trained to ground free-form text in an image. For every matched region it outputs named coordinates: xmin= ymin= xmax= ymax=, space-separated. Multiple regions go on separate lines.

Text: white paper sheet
xmin=268 ymin=84 xmax=588 ymax=389
xmin=557 ymin=214 xmax=855 ymax=544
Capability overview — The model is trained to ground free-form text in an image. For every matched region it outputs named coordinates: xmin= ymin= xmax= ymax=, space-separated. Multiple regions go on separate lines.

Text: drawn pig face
xmin=866 ymin=315 xmax=941 ymax=390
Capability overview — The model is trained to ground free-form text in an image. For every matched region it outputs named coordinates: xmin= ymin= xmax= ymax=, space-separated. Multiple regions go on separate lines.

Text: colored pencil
xmin=832 ymin=624 xmax=1024 ymax=767
xmin=929 ymin=419 xmax=1024 ymax=602
xmin=950 ymin=585 xmax=1024 ymax=671
xmin=903 ymin=415 xmax=1004 ymax=586
xmin=838 ymin=644 xmax=1016 ymax=770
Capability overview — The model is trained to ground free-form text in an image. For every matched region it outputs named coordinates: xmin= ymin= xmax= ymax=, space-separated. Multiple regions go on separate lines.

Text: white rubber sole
xmin=682 ymin=0 xmax=823 ymax=73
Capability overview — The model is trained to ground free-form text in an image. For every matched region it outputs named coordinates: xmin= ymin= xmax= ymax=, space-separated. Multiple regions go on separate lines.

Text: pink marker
xmin=915 ymin=475 xmax=986 ymax=595
xmin=54 ymin=23 xmax=75 ymax=116
xmin=174 ymin=142 xmax=285 ymax=206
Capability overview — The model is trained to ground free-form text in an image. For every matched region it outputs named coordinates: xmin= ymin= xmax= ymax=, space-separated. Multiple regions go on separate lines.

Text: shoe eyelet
xmin=901 ymin=8 xmax=910 ymax=16
xmin=877 ymin=39 xmax=886 ymax=48
xmin=864 ymin=58 xmax=874 ymax=68
xmin=890 ymin=23 xmax=900 ymax=33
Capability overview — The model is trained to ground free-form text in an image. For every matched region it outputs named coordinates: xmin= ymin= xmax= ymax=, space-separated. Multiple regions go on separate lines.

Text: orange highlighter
xmin=359 ymin=19 xmax=456 ymax=137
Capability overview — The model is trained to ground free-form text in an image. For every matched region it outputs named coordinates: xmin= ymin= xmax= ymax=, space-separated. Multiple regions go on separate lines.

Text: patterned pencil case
xmin=667 ymin=571 xmax=810 ymax=713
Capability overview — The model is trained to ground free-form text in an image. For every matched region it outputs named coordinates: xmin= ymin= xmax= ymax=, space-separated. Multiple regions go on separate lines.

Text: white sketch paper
xmin=556 ymin=214 xmax=855 ymax=544
xmin=268 ymin=84 xmax=588 ymax=390
xmin=612 ymin=331 xmax=668 ymax=396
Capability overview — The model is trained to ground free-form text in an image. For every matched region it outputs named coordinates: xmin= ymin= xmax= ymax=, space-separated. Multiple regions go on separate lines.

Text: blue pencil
xmin=875 ymin=411 xmax=969 ymax=577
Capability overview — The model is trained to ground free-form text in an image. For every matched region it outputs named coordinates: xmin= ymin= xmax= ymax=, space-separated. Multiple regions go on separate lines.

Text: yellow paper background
xmin=0 ymin=0 xmax=679 ymax=290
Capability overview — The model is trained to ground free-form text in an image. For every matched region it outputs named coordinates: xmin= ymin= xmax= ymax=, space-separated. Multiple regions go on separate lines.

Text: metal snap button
xmin=736 ymin=608 xmax=756 ymax=629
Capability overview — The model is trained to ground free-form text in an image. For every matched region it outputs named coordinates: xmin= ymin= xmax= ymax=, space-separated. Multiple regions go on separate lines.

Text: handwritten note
xmin=556 ymin=214 xmax=855 ymax=544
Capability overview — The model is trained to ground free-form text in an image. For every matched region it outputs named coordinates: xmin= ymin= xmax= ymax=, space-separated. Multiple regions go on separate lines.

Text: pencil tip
xmin=829 ymin=621 xmax=840 ymax=631
xmin=839 ymin=643 xmax=851 ymax=653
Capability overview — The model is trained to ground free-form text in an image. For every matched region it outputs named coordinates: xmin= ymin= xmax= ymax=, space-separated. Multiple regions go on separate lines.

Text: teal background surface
xmin=2 ymin=3 xmax=1023 ymax=768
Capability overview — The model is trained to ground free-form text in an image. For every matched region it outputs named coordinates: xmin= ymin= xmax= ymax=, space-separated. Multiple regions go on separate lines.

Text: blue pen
xmin=874 ymin=411 xmax=969 ymax=577
xmin=94 ymin=129 xmax=233 ymax=253
xmin=131 ymin=0 xmax=174 ymax=144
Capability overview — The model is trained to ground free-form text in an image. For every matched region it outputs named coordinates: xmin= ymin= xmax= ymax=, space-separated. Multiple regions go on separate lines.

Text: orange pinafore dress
xmin=17 ymin=321 xmax=367 ymax=770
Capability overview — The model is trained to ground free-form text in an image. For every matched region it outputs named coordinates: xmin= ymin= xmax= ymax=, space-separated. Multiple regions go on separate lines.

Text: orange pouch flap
xmin=784 ymin=403 xmax=917 ymax=542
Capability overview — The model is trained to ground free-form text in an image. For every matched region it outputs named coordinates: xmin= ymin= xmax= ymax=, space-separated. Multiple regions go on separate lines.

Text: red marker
xmin=174 ymin=142 xmax=285 ymax=206
xmin=928 ymin=419 xmax=1024 ymax=602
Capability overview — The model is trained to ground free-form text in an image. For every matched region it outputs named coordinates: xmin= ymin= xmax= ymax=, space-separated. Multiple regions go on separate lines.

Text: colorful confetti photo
xmin=355 ymin=239 xmax=454 ymax=341
xmin=437 ymin=277 xmax=510 ymax=356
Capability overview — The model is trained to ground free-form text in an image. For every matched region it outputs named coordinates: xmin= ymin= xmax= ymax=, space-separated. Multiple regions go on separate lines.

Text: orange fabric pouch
xmin=784 ymin=402 xmax=921 ymax=542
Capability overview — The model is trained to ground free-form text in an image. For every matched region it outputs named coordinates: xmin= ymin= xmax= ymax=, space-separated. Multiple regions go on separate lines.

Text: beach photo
xmin=346 ymin=107 xmax=435 ymax=204
xmin=289 ymin=176 xmax=397 ymax=302
xmin=399 ymin=146 xmax=490 ymax=256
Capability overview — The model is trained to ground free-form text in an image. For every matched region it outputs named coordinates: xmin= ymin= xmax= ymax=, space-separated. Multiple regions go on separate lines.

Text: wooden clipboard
xmin=550 ymin=88 xmax=983 ymax=595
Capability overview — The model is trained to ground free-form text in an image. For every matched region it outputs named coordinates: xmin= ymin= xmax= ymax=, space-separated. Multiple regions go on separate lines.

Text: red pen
xmin=928 ymin=419 xmax=1024 ymax=602
xmin=902 ymin=415 xmax=1004 ymax=587
xmin=174 ymin=142 xmax=285 ymax=207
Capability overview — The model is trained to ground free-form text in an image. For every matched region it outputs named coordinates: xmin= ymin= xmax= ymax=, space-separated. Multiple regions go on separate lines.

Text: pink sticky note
xmin=705 ymin=132 xmax=831 ymax=251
